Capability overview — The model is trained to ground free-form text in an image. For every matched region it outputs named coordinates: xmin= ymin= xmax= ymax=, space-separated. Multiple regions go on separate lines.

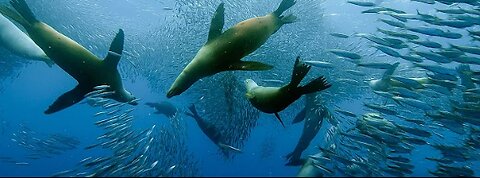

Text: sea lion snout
xmin=166 ymin=88 xmax=179 ymax=98
xmin=113 ymin=89 xmax=138 ymax=105
xmin=245 ymin=79 xmax=258 ymax=91
xmin=166 ymin=72 xmax=198 ymax=98
xmin=125 ymin=92 xmax=138 ymax=106
xmin=245 ymin=79 xmax=254 ymax=86
xmin=129 ymin=99 xmax=139 ymax=106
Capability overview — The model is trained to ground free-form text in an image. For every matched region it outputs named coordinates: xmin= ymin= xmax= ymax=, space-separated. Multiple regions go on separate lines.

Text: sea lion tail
xmin=8 ymin=0 xmax=38 ymax=25
xmin=297 ymin=76 xmax=332 ymax=95
xmin=0 ymin=5 xmax=29 ymax=27
xmin=273 ymin=0 xmax=296 ymax=17
xmin=288 ymin=56 xmax=311 ymax=88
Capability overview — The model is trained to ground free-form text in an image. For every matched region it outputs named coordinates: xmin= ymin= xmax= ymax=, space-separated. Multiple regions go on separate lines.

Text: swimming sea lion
xmin=245 ymin=56 xmax=331 ymax=127
xmin=297 ymin=153 xmax=325 ymax=177
xmin=286 ymin=93 xmax=330 ymax=166
xmin=368 ymin=62 xmax=411 ymax=91
xmin=167 ymin=0 xmax=298 ymax=98
xmin=368 ymin=62 xmax=454 ymax=92
xmin=146 ymin=101 xmax=178 ymax=119
xmin=185 ymin=104 xmax=242 ymax=153
xmin=0 ymin=13 xmax=53 ymax=67
xmin=0 ymin=0 xmax=137 ymax=114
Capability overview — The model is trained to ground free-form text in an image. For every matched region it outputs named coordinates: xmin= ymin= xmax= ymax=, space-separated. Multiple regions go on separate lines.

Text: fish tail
xmin=7 ymin=0 xmax=38 ymax=27
xmin=273 ymin=0 xmax=296 ymax=17
xmin=288 ymin=56 xmax=311 ymax=88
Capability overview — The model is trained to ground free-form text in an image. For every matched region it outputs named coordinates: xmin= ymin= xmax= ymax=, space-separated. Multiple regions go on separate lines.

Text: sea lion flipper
xmin=296 ymin=76 xmax=332 ymax=95
xmin=103 ymin=29 xmax=124 ymax=68
xmin=43 ymin=59 xmax=55 ymax=68
xmin=8 ymin=0 xmax=38 ymax=26
xmin=228 ymin=61 xmax=273 ymax=71
xmin=382 ymin=62 xmax=399 ymax=80
xmin=280 ymin=14 xmax=297 ymax=24
xmin=207 ymin=3 xmax=225 ymax=42
xmin=273 ymin=0 xmax=296 ymax=17
xmin=0 ymin=5 xmax=29 ymax=27
xmin=292 ymin=107 xmax=307 ymax=124
xmin=44 ymin=85 xmax=89 ymax=114
xmin=285 ymin=152 xmax=305 ymax=166
xmin=274 ymin=113 xmax=286 ymax=128
xmin=288 ymin=56 xmax=311 ymax=88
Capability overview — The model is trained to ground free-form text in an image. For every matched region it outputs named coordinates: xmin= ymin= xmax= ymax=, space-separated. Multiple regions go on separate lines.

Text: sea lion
xmin=245 ymin=56 xmax=331 ymax=127
xmin=297 ymin=153 xmax=325 ymax=177
xmin=286 ymin=93 xmax=330 ymax=166
xmin=146 ymin=101 xmax=178 ymax=119
xmin=185 ymin=104 xmax=242 ymax=153
xmin=368 ymin=62 xmax=455 ymax=92
xmin=368 ymin=62 xmax=403 ymax=92
xmin=0 ymin=0 xmax=137 ymax=114
xmin=0 ymin=13 xmax=53 ymax=67
xmin=166 ymin=0 xmax=298 ymax=98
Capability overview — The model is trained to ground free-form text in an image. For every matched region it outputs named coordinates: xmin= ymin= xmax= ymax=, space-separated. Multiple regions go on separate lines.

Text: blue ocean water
xmin=0 ymin=0 xmax=479 ymax=177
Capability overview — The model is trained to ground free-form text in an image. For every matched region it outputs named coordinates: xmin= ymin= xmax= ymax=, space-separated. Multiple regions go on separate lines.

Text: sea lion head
xmin=166 ymin=86 xmax=183 ymax=99
xmin=167 ymin=71 xmax=200 ymax=98
xmin=245 ymin=79 xmax=258 ymax=91
xmin=244 ymin=79 xmax=259 ymax=100
xmin=115 ymin=89 xmax=138 ymax=105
